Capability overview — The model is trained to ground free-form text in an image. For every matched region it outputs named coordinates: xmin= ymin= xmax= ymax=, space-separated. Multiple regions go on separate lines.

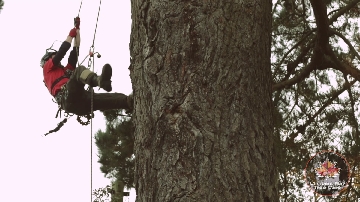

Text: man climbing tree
xmin=130 ymin=0 xmax=277 ymax=201
xmin=41 ymin=18 xmax=133 ymax=116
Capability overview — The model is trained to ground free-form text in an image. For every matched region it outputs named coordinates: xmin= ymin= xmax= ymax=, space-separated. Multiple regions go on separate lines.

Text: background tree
xmin=130 ymin=0 xmax=276 ymax=201
xmin=96 ymin=0 xmax=360 ymax=201
xmin=0 ymin=0 xmax=4 ymax=11
xmin=271 ymin=0 xmax=360 ymax=201
xmin=93 ymin=186 xmax=112 ymax=202
xmin=95 ymin=110 xmax=134 ymax=190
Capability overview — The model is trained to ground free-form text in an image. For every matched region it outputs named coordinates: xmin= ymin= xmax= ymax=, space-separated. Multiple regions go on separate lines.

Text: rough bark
xmin=130 ymin=1 xmax=277 ymax=201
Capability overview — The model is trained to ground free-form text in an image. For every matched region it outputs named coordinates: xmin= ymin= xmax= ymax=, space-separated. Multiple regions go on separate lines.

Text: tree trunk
xmin=111 ymin=180 xmax=125 ymax=202
xmin=130 ymin=1 xmax=277 ymax=201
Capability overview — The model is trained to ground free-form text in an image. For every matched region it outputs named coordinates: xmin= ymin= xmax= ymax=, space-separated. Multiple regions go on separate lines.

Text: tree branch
xmin=285 ymin=79 xmax=357 ymax=143
xmin=326 ymin=48 xmax=360 ymax=82
xmin=330 ymin=28 xmax=360 ymax=61
xmin=285 ymin=38 xmax=315 ymax=76
xmin=271 ymin=0 xmax=282 ymax=16
xmin=344 ymin=76 xmax=360 ymax=143
xmin=310 ymin=0 xmax=330 ymax=49
xmin=273 ymin=39 xmax=315 ymax=92
xmin=329 ymin=0 xmax=360 ymax=24
xmin=275 ymin=30 xmax=316 ymax=71
xmin=272 ymin=56 xmax=317 ymax=92
xmin=273 ymin=0 xmax=331 ymax=92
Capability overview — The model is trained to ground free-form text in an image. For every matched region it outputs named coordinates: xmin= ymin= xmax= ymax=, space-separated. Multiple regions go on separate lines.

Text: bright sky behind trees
xmin=0 ymin=0 xmax=134 ymax=201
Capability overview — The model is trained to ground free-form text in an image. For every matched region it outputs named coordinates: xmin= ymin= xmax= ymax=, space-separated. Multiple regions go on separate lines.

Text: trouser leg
xmin=73 ymin=65 xmax=96 ymax=86
xmin=73 ymin=64 xmax=112 ymax=92
xmin=61 ymin=83 xmax=133 ymax=115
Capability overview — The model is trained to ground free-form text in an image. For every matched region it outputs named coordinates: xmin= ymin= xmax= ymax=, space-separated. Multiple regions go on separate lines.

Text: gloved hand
xmin=74 ymin=17 xmax=80 ymax=29
xmin=69 ymin=28 xmax=77 ymax=37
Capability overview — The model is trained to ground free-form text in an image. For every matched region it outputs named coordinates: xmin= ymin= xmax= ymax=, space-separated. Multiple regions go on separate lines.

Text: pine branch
xmin=274 ymin=30 xmax=316 ymax=72
xmin=326 ymin=47 xmax=360 ymax=81
xmin=344 ymin=75 xmax=360 ymax=143
xmin=310 ymin=0 xmax=330 ymax=49
xmin=329 ymin=0 xmax=360 ymax=24
xmin=273 ymin=0 xmax=331 ymax=92
xmin=272 ymin=56 xmax=317 ymax=92
xmin=330 ymin=28 xmax=360 ymax=61
xmin=285 ymin=79 xmax=357 ymax=143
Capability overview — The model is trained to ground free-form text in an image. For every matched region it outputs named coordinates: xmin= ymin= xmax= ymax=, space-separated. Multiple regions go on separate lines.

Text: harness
xmin=54 ymin=84 xmax=68 ymax=106
xmin=45 ymin=68 xmax=73 ymax=103
xmin=51 ymin=75 xmax=69 ymax=94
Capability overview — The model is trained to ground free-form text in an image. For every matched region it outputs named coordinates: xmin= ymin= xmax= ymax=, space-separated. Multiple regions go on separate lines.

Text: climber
xmin=41 ymin=18 xmax=133 ymax=116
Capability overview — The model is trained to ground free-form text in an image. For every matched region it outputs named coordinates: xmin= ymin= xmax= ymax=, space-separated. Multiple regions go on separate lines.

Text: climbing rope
xmin=74 ymin=0 xmax=102 ymax=200
xmin=87 ymin=1 xmax=102 ymax=201
xmin=78 ymin=0 xmax=83 ymax=16
xmin=92 ymin=0 xmax=102 ymax=49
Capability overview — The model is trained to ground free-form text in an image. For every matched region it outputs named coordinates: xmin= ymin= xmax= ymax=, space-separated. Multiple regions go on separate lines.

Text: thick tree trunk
xmin=130 ymin=1 xmax=277 ymax=201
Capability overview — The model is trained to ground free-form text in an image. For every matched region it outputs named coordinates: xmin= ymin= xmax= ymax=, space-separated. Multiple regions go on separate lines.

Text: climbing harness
xmin=43 ymin=87 xmax=93 ymax=137
xmin=50 ymin=70 xmax=72 ymax=92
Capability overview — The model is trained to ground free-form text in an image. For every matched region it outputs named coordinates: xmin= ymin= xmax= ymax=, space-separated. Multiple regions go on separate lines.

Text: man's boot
xmin=89 ymin=64 xmax=112 ymax=92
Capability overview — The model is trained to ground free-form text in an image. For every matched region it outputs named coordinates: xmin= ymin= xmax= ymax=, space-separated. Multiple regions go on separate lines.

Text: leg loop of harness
xmin=54 ymin=85 xmax=71 ymax=118
xmin=54 ymin=83 xmax=92 ymax=126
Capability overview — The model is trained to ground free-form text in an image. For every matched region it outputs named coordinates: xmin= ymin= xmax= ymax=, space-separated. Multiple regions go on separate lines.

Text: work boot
xmin=90 ymin=64 xmax=112 ymax=92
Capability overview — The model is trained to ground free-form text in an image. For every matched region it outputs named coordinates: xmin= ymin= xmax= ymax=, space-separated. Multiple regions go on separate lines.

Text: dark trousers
xmin=59 ymin=66 xmax=129 ymax=115
xmin=61 ymin=66 xmax=92 ymax=115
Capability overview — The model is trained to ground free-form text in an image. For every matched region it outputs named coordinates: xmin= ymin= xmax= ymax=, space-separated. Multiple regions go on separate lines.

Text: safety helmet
xmin=40 ymin=49 xmax=57 ymax=67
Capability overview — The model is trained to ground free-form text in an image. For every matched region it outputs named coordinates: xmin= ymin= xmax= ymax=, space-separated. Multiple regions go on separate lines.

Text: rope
xmin=78 ymin=0 xmax=83 ymax=16
xmin=89 ymin=1 xmax=102 ymax=201
xmin=75 ymin=0 xmax=102 ymax=200
xmin=92 ymin=0 xmax=102 ymax=48
xmin=91 ymin=58 xmax=94 ymax=202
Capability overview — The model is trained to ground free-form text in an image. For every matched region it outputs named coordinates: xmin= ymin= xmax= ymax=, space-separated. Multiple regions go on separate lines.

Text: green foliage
xmin=0 ymin=0 xmax=4 ymax=11
xmin=95 ymin=110 xmax=134 ymax=188
xmin=272 ymin=0 xmax=360 ymax=201
xmin=93 ymin=185 xmax=112 ymax=202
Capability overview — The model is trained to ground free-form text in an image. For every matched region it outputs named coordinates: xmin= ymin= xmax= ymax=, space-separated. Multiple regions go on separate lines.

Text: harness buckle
xmin=55 ymin=85 xmax=68 ymax=105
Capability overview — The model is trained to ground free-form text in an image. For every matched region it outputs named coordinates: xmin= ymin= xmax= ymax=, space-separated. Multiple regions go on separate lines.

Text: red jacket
xmin=43 ymin=41 xmax=78 ymax=97
xmin=43 ymin=59 xmax=75 ymax=96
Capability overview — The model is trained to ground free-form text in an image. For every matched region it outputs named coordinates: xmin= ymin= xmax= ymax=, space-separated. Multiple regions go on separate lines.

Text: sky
xmin=0 ymin=0 xmax=135 ymax=201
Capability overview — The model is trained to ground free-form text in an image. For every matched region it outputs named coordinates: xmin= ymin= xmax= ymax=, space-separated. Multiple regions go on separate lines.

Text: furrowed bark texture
xmin=130 ymin=1 xmax=277 ymax=201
